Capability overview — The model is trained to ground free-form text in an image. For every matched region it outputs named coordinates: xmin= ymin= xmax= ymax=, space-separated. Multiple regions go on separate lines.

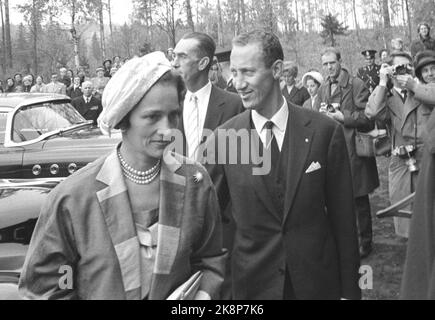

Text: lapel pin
xmin=305 ymin=138 xmax=309 ymax=143
xmin=193 ymin=171 xmax=203 ymax=183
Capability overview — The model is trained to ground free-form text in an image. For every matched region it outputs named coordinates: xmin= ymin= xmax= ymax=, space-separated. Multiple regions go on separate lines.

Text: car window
xmin=12 ymin=102 xmax=85 ymax=143
xmin=0 ymin=112 xmax=7 ymax=144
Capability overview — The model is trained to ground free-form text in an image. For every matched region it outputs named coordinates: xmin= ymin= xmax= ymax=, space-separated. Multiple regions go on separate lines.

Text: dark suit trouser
xmin=355 ymin=195 xmax=372 ymax=249
xmin=284 ymin=267 xmax=297 ymax=300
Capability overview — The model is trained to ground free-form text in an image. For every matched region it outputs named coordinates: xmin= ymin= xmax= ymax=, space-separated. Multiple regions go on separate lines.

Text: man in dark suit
xmin=203 ymin=30 xmax=361 ymax=300
xmin=172 ymin=32 xmax=243 ymax=160
xmin=67 ymin=76 xmax=83 ymax=100
xmin=71 ymin=81 xmax=103 ymax=125
xmin=281 ymin=61 xmax=310 ymax=107
xmin=172 ymin=32 xmax=243 ymax=300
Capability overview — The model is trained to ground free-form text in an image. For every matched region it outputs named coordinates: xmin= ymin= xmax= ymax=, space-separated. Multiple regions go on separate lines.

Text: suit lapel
xmin=96 ymin=147 xmax=141 ymax=300
xmin=203 ymin=85 xmax=225 ymax=134
xmin=282 ymin=108 xmax=314 ymax=225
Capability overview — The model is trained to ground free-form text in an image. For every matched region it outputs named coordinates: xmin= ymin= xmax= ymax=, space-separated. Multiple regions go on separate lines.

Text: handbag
xmin=355 ymin=125 xmax=391 ymax=157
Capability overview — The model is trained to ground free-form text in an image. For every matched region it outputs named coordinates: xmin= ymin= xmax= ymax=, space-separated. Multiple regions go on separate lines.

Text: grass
xmin=362 ymin=156 xmax=408 ymax=300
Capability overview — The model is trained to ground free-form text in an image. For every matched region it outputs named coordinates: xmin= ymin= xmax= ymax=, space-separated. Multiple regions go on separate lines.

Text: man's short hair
xmin=232 ymin=30 xmax=284 ymax=68
xmin=82 ymin=81 xmax=93 ymax=88
xmin=321 ymin=47 xmax=341 ymax=61
xmin=388 ymin=51 xmax=412 ymax=65
xmin=181 ymin=32 xmax=216 ymax=71
xmin=283 ymin=61 xmax=298 ymax=77
xmin=59 ymin=67 xmax=67 ymax=72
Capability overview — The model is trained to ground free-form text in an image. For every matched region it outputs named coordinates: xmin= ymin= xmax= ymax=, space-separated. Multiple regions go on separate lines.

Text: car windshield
xmin=12 ymin=102 xmax=86 ymax=143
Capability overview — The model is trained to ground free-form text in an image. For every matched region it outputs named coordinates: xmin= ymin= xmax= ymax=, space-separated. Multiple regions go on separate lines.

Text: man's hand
xmin=396 ymin=74 xmax=418 ymax=92
xmin=379 ymin=63 xmax=392 ymax=87
xmin=327 ymin=109 xmax=345 ymax=123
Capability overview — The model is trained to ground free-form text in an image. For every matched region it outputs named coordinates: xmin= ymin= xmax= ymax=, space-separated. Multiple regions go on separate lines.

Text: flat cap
xmin=362 ymin=50 xmax=377 ymax=58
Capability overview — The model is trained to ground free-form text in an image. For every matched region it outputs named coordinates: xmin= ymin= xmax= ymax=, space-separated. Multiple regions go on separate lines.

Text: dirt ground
xmin=362 ymin=156 xmax=408 ymax=300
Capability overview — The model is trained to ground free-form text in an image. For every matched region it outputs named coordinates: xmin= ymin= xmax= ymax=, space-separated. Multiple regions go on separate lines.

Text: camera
xmin=393 ymin=145 xmax=419 ymax=173
xmin=392 ymin=64 xmax=413 ymax=76
xmin=326 ymin=104 xmax=336 ymax=113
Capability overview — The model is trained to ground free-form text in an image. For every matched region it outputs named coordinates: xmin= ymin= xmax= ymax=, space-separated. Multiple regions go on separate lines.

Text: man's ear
xmin=272 ymin=60 xmax=283 ymax=80
xmin=198 ymin=57 xmax=211 ymax=71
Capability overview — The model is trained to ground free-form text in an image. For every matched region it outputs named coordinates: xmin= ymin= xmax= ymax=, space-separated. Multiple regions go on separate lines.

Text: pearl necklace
xmin=117 ymin=150 xmax=161 ymax=185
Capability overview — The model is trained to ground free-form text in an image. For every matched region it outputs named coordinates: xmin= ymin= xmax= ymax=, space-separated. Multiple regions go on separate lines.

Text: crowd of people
xmin=13 ymin=22 xmax=435 ymax=300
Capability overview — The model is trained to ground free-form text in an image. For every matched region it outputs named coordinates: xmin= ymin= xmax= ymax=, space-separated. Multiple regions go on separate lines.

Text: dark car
xmin=0 ymin=180 xmax=57 ymax=299
xmin=0 ymin=93 xmax=120 ymax=180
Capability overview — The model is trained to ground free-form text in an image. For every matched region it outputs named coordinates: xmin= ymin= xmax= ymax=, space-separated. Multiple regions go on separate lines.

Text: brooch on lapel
xmin=193 ymin=171 xmax=203 ymax=183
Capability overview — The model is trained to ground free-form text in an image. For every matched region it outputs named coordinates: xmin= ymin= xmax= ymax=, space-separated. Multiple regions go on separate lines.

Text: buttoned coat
xmin=205 ymin=106 xmax=361 ymax=300
xmin=317 ymin=68 xmax=379 ymax=197
xmin=18 ymin=149 xmax=225 ymax=300
xmin=71 ymin=95 xmax=103 ymax=125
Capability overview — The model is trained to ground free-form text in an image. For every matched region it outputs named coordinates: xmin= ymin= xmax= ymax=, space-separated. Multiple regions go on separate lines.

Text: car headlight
xmin=32 ymin=165 xmax=42 ymax=176
xmin=50 ymin=164 xmax=59 ymax=175
xmin=68 ymin=163 xmax=78 ymax=174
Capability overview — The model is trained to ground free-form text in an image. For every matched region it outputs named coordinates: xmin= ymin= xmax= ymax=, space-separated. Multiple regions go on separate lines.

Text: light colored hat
xmin=302 ymin=71 xmax=324 ymax=87
xmin=98 ymin=51 xmax=172 ymax=136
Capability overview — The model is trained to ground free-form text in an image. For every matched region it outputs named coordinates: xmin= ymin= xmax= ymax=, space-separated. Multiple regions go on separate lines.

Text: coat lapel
xmin=202 ymin=85 xmax=225 ymax=134
xmin=153 ymin=155 xmax=185 ymax=275
xmin=400 ymin=93 xmax=421 ymax=132
xmin=148 ymin=153 xmax=185 ymax=297
xmin=282 ymin=108 xmax=314 ymax=225
xmin=95 ymin=147 xmax=141 ymax=300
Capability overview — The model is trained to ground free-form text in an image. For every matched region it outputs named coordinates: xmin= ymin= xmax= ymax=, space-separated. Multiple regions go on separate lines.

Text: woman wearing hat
xmin=301 ymin=71 xmax=323 ymax=110
xmin=92 ymin=66 xmax=109 ymax=99
xmin=19 ymin=52 xmax=225 ymax=300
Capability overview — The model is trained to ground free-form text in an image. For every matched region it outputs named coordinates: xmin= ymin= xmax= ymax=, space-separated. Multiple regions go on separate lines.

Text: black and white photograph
xmin=0 ymin=0 xmax=434 ymax=304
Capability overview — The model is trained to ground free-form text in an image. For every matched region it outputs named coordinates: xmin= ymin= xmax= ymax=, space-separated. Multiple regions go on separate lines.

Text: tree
xmin=15 ymin=23 xmax=31 ymax=73
xmin=320 ymin=13 xmax=348 ymax=47
xmin=91 ymin=32 xmax=102 ymax=62
xmin=0 ymin=0 xmax=6 ymax=73
xmin=4 ymin=0 xmax=12 ymax=68
xmin=18 ymin=0 xmax=49 ymax=76
xmin=185 ymin=0 xmax=194 ymax=31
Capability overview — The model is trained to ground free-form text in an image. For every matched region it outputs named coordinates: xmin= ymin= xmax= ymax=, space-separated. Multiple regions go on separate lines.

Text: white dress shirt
xmin=251 ymin=98 xmax=289 ymax=151
xmin=286 ymin=85 xmax=295 ymax=96
xmin=183 ymin=81 xmax=212 ymax=158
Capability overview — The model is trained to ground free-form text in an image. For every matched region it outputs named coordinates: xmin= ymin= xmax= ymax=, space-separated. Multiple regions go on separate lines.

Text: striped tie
xmin=186 ymin=95 xmax=200 ymax=159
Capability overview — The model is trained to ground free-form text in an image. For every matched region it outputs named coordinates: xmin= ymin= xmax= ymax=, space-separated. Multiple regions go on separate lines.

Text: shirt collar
xmin=251 ymin=98 xmax=289 ymax=134
xmin=186 ymin=81 xmax=212 ymax=103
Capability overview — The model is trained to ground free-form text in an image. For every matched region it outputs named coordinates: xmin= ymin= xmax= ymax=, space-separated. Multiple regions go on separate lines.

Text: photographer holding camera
xmin=318 ymin=47 xmax=380 ymax=259
xmin=366 ymin=50 xmax=435 ymax=238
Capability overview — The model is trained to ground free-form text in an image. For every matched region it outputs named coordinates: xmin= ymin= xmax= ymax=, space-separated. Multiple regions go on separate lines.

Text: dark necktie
xmin=264 ymin=121 xmax=280 ymax=165
xmin=401 ymin=90 xmax=408 ymax=103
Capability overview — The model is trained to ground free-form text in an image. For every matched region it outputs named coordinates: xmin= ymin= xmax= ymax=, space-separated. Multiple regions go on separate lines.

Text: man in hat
xmin=357 ymin=50 xmax=381 ymax=93
xmin=366 ymin=51 xmax=435 ymax=239
xmin=411 ymin=23 xmax=435 ymax=58
xmin=281 ymin=61 xmax=310 ymax=107
xmin=71 ymin=81 xmax=103 ymax=125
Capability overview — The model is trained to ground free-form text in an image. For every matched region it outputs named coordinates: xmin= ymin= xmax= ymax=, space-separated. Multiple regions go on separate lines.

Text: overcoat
xmin=317 ymin=68 xmax=379 ymax=197
xmin=18 ymin=148 xmax=225 ymax=300
xmin=400 ymin=111 xmax=435 ymax=299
